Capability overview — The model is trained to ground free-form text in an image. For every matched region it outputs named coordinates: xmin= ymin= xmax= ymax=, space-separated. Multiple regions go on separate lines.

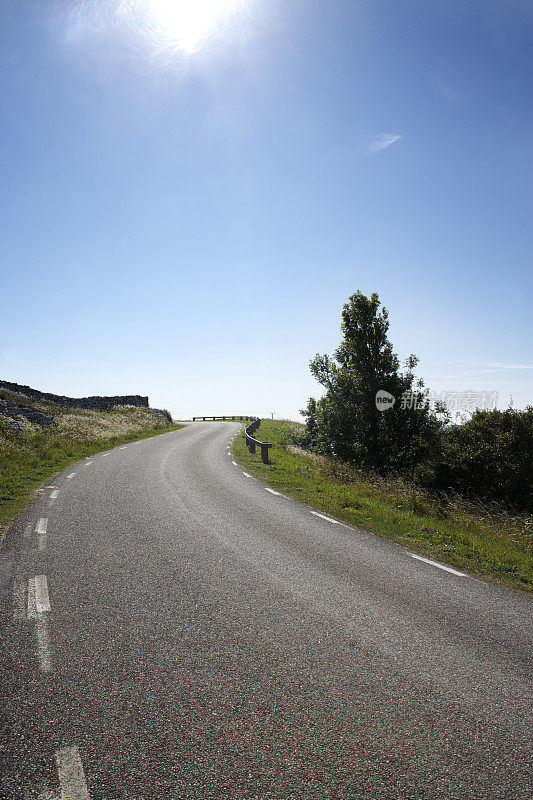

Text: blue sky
xmin=1 ymin=0 xmax=532 ymax=419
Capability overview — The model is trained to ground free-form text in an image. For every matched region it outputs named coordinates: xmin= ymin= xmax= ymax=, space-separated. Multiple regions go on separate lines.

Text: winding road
xmin=0 ymin=421 xmax=531 ymax=799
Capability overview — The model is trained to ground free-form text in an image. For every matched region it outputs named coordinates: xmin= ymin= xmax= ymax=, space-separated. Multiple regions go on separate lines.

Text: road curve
xmin=0 ymin=422 xmax=531 ymax=799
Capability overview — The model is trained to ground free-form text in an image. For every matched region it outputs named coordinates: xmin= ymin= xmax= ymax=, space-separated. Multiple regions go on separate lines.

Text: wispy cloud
xmin=483 ymin=363 xmax=533 ymax=371
xmin=369 ymin=133 xmax=402 ymax=154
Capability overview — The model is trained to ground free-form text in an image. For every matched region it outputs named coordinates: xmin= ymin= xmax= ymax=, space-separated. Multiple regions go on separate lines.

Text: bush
xmin=435 ymin=407 xmax=533 ymax=512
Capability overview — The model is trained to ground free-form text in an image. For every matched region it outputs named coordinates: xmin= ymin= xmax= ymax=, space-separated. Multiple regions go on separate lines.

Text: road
xmin=0 ymin=421 xmax=531 ymax=799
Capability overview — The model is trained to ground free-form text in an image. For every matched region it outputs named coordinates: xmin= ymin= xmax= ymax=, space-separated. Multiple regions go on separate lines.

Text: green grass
xmin=0 ymin=400 xmax=182 ymax=537
xmin=232 ymin=419 xmax=533 ymax=594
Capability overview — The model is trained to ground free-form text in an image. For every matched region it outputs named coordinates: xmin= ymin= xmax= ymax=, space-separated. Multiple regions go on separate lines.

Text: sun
xmin=143 ymin=0 xmax=244 ymax=54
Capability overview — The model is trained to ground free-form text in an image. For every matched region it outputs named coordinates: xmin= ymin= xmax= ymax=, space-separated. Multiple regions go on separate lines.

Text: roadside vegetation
xmin=233 ymin=290 xmax=531 ymax=593
xmin=233 ymin=418 xmax=532 ymax=593
xmin=301 ymin=291 xmax=532 ymax=514
xmin=0 ymin=388 xmax=182 ymax=536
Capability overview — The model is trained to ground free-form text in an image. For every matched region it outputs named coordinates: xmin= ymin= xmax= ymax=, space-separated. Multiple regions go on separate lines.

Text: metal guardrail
xmin=192 ymin=415 xmax=254 ymax=421
xmin=244 ymin=418 xmax=272 ymax=464
xmin=191 ymin=415 xmax=273 ymax=463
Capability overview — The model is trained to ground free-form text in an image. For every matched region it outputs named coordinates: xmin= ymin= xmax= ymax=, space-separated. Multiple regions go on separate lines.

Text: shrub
xmin=435 ymin=407 xmax=533 ymax=512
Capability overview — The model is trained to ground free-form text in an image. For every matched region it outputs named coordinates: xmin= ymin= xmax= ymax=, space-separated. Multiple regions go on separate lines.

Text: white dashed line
xmin=50 ymin=489 xmax=59 ymax=499
xmin=102 ymin=453 xmax=110 ymax=457
xmin=85 ymin=461 xmax=93 ymax=466
xmin=243 ymin=472 xmax=252 ymax=478
xmin=27 ymin=576 xmax=50 ymax=616
xmin=34 ymin=575 xmax=51 ymax=613
xmin=28 ymin=576 xmax=52 ymax=670
xmin=27 ymin=578 xmax=37 ymax=620
xmin=265 ymin=488 xmax=281 ymax=495
xmin=232 ymin=460 xmax=238 ymax=466
xmin=55 ymin=746 xmax=90 ymax=799
xmin=310 ymin=511 xmax=341 ymax=524
xmin=67 ymin=472 xmax=76 ymax=480
xmin=410 ymin=554 xmax=466 ymax=576
xmin=36 ymin=518 xmax=48 ymax=551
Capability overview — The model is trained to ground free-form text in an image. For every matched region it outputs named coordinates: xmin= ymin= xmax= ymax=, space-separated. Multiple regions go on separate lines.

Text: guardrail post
xmin=249 ymin=440 xmax=256 ymax=454
xmin=260 ymin=444 xmax=269 ymax=463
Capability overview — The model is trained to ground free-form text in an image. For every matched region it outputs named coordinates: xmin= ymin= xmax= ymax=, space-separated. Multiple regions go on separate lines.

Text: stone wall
xmin=0 ymin=380 xmax=149 ymax=411
xmin=0 ymin=399 xmax=54 ymax=428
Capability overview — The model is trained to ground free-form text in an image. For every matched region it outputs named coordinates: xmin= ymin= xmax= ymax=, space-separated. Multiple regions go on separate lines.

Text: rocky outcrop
xmin=0 ymin=399 xmax=54 ymax=428
xmin=153 ymin=408 xmax=173 ymax=423
xmin=0 ymin=381 xmax=149 ymax=411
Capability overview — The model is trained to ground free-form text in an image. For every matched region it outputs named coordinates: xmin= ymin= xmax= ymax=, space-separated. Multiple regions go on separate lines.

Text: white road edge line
xmin=232 ymin=460 xmax=238 ymax=466
xmin=310 ymin=511 xmax=340 ymax=524
xmin=85 ymin=461 xmax=93 ymax=466
xmin=410 ymin=554 xmax=466 ymax=577
xmin=67 ymin=472 xmax=76 ymax=480
xmin=55 ymin=746 xmax=90 ymax=800
xmin=243 ymin=472 xmax=252 ymax=478
xmin=50 ymin=489 xmax=59 ymax=499
xmin=265 ymin=488 xmax=281 ymax=495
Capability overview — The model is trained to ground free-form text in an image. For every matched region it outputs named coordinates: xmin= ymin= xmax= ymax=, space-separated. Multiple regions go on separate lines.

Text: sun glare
xmin=142 ymin=0 xmax=245 ymax=54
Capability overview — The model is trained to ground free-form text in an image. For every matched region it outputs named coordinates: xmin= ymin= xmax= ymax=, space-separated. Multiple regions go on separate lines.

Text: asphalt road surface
xmin=0 ymin=421 xmax=531 ymax=799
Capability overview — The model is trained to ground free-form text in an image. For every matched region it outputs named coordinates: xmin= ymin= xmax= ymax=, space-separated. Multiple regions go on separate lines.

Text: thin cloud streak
xmin=369 ymin=133 xmax=402 ymax=153
xmin=484 ymin=363 xmax=533 ymax=371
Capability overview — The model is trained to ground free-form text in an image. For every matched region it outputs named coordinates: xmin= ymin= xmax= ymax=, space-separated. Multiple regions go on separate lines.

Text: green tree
xmin=302 ymin=291 xmax=442 ymax=473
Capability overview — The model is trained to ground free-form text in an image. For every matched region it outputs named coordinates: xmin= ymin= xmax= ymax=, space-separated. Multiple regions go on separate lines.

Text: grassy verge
xmin=0 ymin=403 xmax=183 ymax=537
xmin=232 ymin=419 xmax=532 ymax=594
